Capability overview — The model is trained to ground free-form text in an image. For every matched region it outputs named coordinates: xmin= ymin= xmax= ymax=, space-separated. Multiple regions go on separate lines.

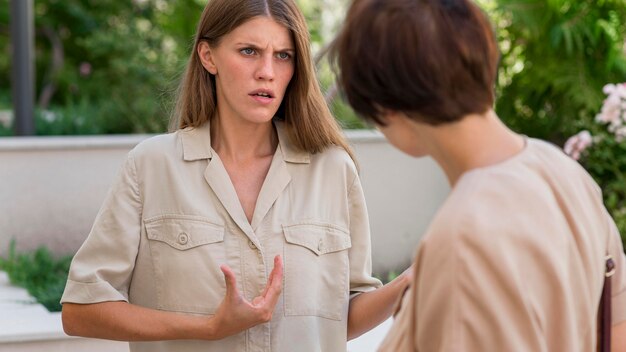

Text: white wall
xmin=0 ymin=131 xmax=449 ymax=274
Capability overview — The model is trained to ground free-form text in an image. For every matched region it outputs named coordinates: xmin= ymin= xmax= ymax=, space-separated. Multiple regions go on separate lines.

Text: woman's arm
xmin=63 ymin=256 xmax=283 ymax=341
xmin=347 ymin=266 xmax=412 ymax=340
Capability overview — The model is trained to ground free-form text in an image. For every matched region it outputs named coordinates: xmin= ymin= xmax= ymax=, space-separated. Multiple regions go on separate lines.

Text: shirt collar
xmin=179 ymin=120 xmax=311 ymax=164
xmin=180 ymin=122 xmax=213 ymax=161
xmin=275 ymin=121 xmax=311 ymax=164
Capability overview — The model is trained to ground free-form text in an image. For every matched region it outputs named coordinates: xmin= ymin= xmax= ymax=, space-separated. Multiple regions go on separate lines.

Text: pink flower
xmin=596 ymin=83 xmax=626 ymax=141
xmin=79 ymin=62 xmax=92 ymax=77
xmin=564 ymin=130 xmax=593 ymax=160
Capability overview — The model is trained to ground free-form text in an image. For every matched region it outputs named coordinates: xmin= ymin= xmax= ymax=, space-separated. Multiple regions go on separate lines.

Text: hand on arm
xmin=347 ymin=264 xmax=413 ymax=340
xmin=62 ymin=255 xmax=283 ymax=341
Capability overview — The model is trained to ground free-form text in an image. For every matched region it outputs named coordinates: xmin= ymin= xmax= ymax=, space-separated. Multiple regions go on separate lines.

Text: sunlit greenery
xmin=0 ymin=240 xmax=72 ymax=312
xmin=0 ymin=0 xmax=361 ymax=134
xmin=486 ymin=0 xmax=626 ymax=247
xmin=1 ymin=0 xmax=625 ymax=246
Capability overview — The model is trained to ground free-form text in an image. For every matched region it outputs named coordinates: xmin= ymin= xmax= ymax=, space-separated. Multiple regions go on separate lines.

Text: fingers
xmin=271 ymin=255 xmax=283 ymax=286
xmin=220 ymin=264 xmax=240 ymax=300
xmin=260 ymin=255 xmax=282 ymax=297
xmin=262 ymin=255 xmax=283 ymax=304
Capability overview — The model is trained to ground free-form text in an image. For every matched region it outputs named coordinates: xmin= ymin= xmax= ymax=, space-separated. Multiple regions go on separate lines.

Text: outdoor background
xmin=1 ymin=0 xmax=625 ymax=245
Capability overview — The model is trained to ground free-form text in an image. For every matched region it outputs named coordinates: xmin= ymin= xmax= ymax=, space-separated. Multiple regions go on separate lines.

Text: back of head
xmin=331 ymin=0 xmax=499 ymax=125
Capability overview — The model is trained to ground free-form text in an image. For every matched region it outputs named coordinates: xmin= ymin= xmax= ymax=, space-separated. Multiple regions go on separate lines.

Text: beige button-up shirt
xmin=379 ymin=138 xmax=626 ymax=351
xmin=61 ymin=121 xmax=382 ymax=352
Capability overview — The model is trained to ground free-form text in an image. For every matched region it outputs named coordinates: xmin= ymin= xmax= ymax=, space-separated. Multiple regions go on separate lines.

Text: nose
xmin=255 ymin=55 xmax=275 ymax=81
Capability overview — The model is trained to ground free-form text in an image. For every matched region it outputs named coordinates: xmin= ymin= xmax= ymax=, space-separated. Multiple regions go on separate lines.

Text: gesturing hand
xmin=209 ymin=255 xmax=283 ymax=339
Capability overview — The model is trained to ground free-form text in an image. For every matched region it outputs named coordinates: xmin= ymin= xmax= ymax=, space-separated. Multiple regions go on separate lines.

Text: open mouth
xmin=250 ymin=89 xmax=275 ymax=100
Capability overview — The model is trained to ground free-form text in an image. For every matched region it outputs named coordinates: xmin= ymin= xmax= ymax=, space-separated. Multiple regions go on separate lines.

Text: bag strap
xmin=599 ymin=255 xmax=616 ymax=352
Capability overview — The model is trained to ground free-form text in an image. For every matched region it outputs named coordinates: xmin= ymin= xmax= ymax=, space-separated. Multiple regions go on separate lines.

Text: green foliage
xmin=490 ymin=0 xmax=626 ymax=144
xmin=331 ymin=98 xmax=367 ymax=130
xmin=581 ymin=137 xmax=626 ymax=248
xmin=0 ymin=0 xmax=193 ymax=135
xmin=0 ymin=0 xmax=361 ymax=135
xmin=0 ymin=240 xmax=73 ymax=312
xmin=486 ymin=0 xmax=626 ymax=249
xmin=569 ymin=84 xmax=626 ymax=249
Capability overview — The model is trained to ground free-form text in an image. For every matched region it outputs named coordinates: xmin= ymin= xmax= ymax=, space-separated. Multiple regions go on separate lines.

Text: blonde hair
xmin=171 ymin=0 xmax=354 ymax=160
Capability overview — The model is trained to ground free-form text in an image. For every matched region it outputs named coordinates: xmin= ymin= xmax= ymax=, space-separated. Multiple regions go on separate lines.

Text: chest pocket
xmin=282 ymin=221 xmax=352 ymax=320
xmin=144 ymin=215 xmax=226 ymax=314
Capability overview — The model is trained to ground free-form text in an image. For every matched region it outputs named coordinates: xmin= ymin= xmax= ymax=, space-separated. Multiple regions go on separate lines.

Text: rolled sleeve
xmin=61 ymin=151 xmax=142 ymax=304
xmin=347 ymin=173 xmax=383 ymax=295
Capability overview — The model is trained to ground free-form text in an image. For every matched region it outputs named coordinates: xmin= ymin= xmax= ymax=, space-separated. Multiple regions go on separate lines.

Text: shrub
xmin=0 ymin=240 xmax=72 ymax=312
xmin=489 ymin=0 xmax=626 ymax=144
xmin=565 ymin=83 xmax=626 ymax=249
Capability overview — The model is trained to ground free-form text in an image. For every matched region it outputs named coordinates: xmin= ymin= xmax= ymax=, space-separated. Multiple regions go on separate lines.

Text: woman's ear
xmin=378 ymin=108 xmax=405 ymax=125
xmin=197 ymin=41 xmax=218 ymax=75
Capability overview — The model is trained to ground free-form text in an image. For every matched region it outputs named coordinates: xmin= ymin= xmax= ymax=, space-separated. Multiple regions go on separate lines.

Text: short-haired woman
xmin=331 ymin=0 xmax=626 ymax=350
xmin=60 ymin=1 xmax=411 ymax=351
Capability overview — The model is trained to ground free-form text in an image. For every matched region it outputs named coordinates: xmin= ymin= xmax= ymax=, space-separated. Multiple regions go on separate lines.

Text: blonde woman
xmin=331 ymin=0 xmax=626 ymax=351
xmin=60 ymin=0 xmax=410 ymax=351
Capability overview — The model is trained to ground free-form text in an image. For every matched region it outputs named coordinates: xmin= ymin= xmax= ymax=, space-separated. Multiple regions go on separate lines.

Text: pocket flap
xmin=144 ymin=215 xmax=224 ymax=250
xmin=283 ymin=222 xmax=351 ymax=255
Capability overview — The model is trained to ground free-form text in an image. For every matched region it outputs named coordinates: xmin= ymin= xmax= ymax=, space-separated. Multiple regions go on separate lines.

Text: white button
xmin=248 ymin=240 xmax=257 ymax=249
xmin=318 ymin=238 xmax=323 ymax=251
xmin=178 ymin=232 xmax=189 ymax=245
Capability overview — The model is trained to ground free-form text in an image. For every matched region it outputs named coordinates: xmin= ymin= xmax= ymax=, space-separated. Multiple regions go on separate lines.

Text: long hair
xmin=171 ymin=0 xmax=354 ymax=160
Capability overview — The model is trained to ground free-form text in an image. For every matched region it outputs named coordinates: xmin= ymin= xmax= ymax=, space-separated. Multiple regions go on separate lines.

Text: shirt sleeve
xmin=607 ymin=215 xmax=626 ymax=325
xmin=406 ymin=225 xmax=545 ymax=352
xmin=61 ymin=151 xmax=142 ymax=304
xmin=347 ymin=173 xmax=383 ymax=296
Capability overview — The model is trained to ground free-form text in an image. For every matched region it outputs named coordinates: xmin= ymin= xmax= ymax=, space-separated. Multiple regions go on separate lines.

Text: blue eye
xmin=241 ymin=48 xmax=255 ymax=56
xmin=277 ymin=52 xmax=291 ymax=60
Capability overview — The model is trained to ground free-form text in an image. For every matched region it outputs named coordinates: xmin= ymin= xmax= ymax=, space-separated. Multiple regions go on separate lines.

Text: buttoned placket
xmin=203 ymin=147 xmax=292 ymax=352
xmin=180 ymin=122 xmax=310 ymax=351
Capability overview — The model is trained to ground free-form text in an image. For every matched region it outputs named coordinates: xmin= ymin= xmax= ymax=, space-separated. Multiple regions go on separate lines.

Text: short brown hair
xmin=331 ymin=0 xmax=499 ymax=125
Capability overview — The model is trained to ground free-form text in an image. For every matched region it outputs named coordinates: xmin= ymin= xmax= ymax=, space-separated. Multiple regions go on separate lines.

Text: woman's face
xmin=198 ymin=16 xmax=295 ymax=125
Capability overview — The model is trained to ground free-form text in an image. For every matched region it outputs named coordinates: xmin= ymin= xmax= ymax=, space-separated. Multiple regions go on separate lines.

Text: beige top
xmin=61 ymin=121 xmax=382 ymax=352
xmin=379 ymin=138 xmax=626 ymax=351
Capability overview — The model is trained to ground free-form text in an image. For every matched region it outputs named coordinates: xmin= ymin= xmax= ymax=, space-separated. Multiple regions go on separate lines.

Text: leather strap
xmin=599 ymin=255 xmax=616 ymax=352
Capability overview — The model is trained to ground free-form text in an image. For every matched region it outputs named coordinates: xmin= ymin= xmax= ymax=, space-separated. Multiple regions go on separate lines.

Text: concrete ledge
xmin=0 ymin=272 xmax=129 ymax=352
xmin=0 ymin=130 xmax=382 ymax=151
xmin=0 ymin=134 xmax=153 ymax=151
xmin=0 ymin=131 xmax=450 ymax=274
xmin=0 ymin=338 xmax=129 ymax=352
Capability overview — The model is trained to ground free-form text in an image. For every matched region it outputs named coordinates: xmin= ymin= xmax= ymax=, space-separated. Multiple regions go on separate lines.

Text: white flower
xmin=596 ymin=94 xmax=621 ymax=123
xmin=0 ymin=110 xmax=12 ymax=128
xmin=615 ymin=126 xmax=626 ymax=142
xmin=617 ymin=84 xmax=626 ymax=99
xmin=564 ymin=130 xmax=593 ymax=160
xmin=41 ymin=110 xmax=57 ymax=123
xmin=597 ymin=83 xmax=626 ymax=144
xmin=604 ymin=83 xmax=617 ymax=95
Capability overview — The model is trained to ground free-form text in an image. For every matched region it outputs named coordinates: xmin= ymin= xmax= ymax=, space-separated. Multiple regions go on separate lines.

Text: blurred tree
xmin=4 ymin=0 xmax=622 ymax=137
xmin=1 ymin=0 xmax=11 ymax=106
xmin=0 ymin=0 xmax=362 ymax=134
xmin=489 ymin=0 xmax=626 ymax=144
xmin=0 ymin=0 xmax=196 ymax=134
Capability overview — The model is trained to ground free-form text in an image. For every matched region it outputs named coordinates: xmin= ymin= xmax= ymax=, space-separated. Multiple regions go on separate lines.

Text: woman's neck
xmin=210 ymin=116 xmax=278 ymax=162
xmin=423 ymin=110 xmax=525 ymax=187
